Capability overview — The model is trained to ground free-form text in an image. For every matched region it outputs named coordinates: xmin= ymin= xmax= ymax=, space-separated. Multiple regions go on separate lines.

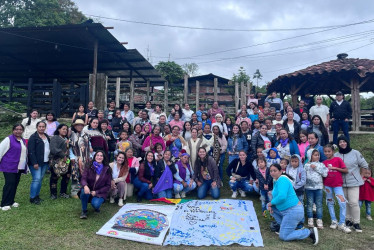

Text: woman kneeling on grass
xmin=267 ymin=163 xmax=319 ymax=245
xmin=79 ymin=150 xmax=112 ymax=219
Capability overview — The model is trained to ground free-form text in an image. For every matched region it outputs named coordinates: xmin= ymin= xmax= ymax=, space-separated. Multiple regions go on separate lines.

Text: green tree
xmin=253 ymin=69 xmax=263 ymax=88
xmin=232 ymin=66 xmax=251 ymax=84
xmin=0 ymin=0 xmax=86 ymax=28
xmin=182 ymin=63 xmax=199 ymax=77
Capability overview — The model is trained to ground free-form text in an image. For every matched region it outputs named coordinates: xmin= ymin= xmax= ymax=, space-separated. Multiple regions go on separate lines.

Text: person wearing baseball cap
xmin=329 ymin=91 xmax=352 ymax=144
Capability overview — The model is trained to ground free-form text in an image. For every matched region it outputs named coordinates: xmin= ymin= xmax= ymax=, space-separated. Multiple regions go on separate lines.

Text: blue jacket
xmin=304 ymin=144 xmax=326 ymax=163
xmin=274 ymin=139 xmax=300 ymax=156
xmin=227 ymin=134 xmax=248 ymax=154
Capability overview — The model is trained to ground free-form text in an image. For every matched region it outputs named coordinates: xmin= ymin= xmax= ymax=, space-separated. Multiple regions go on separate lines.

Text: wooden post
xmin=164 ymin=81 xmax=169 ymax=114
xmin=351 ymin=78 xmax=361 ymax=131
xmin=247 ymin=81 xmax=251 ymax=95
xmin=130 ymin=79 xmax=135 ymax=111
xmin=27 ymin=78 xmax=33 ymax=114
xmin=184 ymin=75 xmax=188 ymax=104
xmin=240 ymin=82 xmax=246 ymax=107
xmin=235 ymin=82 xmax=239 ymax=112
xmin=52 ymin=79 xmax=61 ymax=117
xmin=214 ymin=77 xmax=218 ymax=102
xmin=115 ymin=77 xmax=121 ymax=108
xmin=94 ymin=73 xmax=107 ymax=111
xmin=90 ymin=40 xmax=98 ymax=103
xmin=195 ymin=80 xmax=200 ymax=111
xmin=146 ymin=80 xmax=150 ymax=102
xmin=290 ymin=84 xmax=298 ymax=107
xmin=8 ymin=80 xmax=13 ymax=102
xmin=89 ymin=74 xmax=94 ymax=102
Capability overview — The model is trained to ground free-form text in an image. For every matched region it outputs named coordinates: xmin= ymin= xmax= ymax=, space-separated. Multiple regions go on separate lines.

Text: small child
xmin=304 ymin=149 xmax=328 ymax=229
xmin=322 ymin=144 xmax=351 ymax=233
xmin=154 ymin=143 xmax=164 ymax=163
xmin=255 ymin=158 xmax=273 ymax=216
xmin=262 ymin=147 xmax=281 ymax=168
xmin=297 ymin=130 xmax=310 ymax=162
xmin=252 ymin=146 xmax=265 ymax=170
xmin=359 ymin=168 xmax=374 ymax=221
xmin=279 ymin=158 xmax=289 ymax=173
xmin=286 ymin=154 xmax=306 ymax=203
xmin=115 ymin=131 xmax=132 ymax=156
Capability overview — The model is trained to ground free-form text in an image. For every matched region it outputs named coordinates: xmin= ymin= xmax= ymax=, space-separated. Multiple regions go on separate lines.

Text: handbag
xmin=49 ymin=157 xmax=70 ymax=177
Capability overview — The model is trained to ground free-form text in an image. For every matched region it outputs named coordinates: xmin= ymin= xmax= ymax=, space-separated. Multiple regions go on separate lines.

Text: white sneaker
xmin=175 ymin=193 xmax=181 ymax=199
xmin=308 ymin=218 xmax=314 ymax=228
xmin=330 ymin=220 xmax=338 ymax=229
xmin=239 ymin=189 xmax=246 ymax=198
xmin=110 ymin=197 xmax=115 ymax=204
xmin=316 ymin=219 xmax=324 ymax=229
xmin=12 ymin=202 xmax=19 ymax=208
xmin=367 ymin=215 xmax=372 ymax=221
xmin=338 ymin=224 xmax=352 ymax=233
xmin=118 ymin=199 xmax=124 ymax=207
xmin=180 ymin=192 xmax=186 ymax=198
xmin=231 ymin=191 xmax=238 ymax=198
xmin=1 ymin=206 xmax=11 ymax=211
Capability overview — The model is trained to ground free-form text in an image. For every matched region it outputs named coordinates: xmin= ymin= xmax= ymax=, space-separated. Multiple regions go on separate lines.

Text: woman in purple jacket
xmin=79 ymin=150 xmax=112 ymax=219
xmin=0 ymin=124 xmax=27 ymax=211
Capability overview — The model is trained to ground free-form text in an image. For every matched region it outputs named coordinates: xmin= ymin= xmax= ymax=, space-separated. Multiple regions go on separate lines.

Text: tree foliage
xmin=155 ymin=61 xmax=184 ymax=84
xmin=0 ymin=0 xmax=87 ymax=28
xmin=232 ymin=67 xmax=251 ymax=84
xmin=253 ymin=69 xmax=263 ymax=87
xmin=182 ymin=63 xmax=199 ymax=77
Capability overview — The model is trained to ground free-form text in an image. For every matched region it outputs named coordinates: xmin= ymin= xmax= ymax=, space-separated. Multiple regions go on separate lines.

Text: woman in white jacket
xmin=21 ymin=109 xmax=41 ymax=142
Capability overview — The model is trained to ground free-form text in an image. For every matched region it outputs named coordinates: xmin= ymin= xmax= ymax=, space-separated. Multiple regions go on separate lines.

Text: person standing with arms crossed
xmin=329 ymin=91 xmax=352 ymax=145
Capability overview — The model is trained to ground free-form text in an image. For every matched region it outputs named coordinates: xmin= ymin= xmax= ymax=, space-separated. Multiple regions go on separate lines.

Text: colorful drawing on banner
xmin=97 ymin=204 xmax=176 ymax=245
xmin=112 ymin=209 xmax=169 ymax=237
xmin=151 ymin=197 xmax=191 ymax=204
xmin=163 ymin=199 xmax=264 ymax=247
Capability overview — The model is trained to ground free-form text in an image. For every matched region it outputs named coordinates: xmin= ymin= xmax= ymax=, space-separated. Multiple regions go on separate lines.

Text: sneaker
xmin=345 ymin=220 xmax=353 ymax=227
xmin=330 ymin=220 xmax=338 ymax=229
xmin=94 ymin=209 xmax=100 ymax=213
xmin=338 ymin=224 xmax=352 ymax=233
xmin=30 ymin=198 xmax=41 ymax=205
xmin=50 ymin=194 xmax=57 ymax=200
xmin=181 ymin=192 xmax=186 ymax=198
xmin=110 ymin=197 xmax=115 ymax=204
xmin=12 ymin=202 xmax=19 ymax=208
xmin=231 ymin=191 xmax=238 ymax=198
xmin=352 ymin=223 xmax=362 ymax=233
xmin=366 ymin=215 xmax=373 ymax=221
xmin=118 ymin=199 xmax=124 ymax=207
xmin=35 ymin=196 xmax=43 ymax=202
xmin=309 ymin=227 xmax=319 ymax=245
xmin=175 ymin=193 xmax=181 ymax=199
xmin=1 ymin=206 xmax=11 ymax=211
xmin=60 ymin=193 xmax=70 ymax=199
xmin=80 ymin=211 xmax=87 ymax=219
xmin=308 ymin=218 xmax=314 ymax=228
xmin=316 ymin=219 xmax=323 ymax=229
xmin=239 ymin=189 xmax=246 ymax=198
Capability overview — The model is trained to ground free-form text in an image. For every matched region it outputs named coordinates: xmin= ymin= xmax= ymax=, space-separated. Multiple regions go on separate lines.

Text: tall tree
xmin=182 ymin=63 xmax=199 ymax=77
xmin=253 ymin=69 xmax=263 ymax=88
xmin=0 ymin=0 xmax=86 ymax=28
xmin=155 ymin=61 xmax=185 ymax=103
xmin=232 ymin=66 xmax=251 ymax=84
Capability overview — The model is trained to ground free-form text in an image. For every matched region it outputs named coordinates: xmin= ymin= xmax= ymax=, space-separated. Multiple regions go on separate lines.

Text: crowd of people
xmin=0 ymin=90 xmax=372 ymax=246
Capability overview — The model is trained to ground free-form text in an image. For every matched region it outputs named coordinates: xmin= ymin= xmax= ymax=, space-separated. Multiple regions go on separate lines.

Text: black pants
xmin=50 ymin=167 xmax=71 ymax=196
xmin=1 ymin=172 xmax=21 ymax=207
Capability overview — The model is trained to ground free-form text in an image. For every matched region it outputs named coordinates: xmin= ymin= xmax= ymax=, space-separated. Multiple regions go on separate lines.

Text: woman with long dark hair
xmin=79 ymin=150 xmax=112 ymax=219
xmin=212 ymin=125 xmax=227 ymax=180
xmin=227 ymin=124 xmax=248 ymax=164
xmin=0 ymin=124 xmax=27 ymax=210
xmin=84 ymin=118 xmax=108 ymax=157
xmin=109 ymin=152 xmax=128 ymax=206
xmin=182 ymin=121 xmax=192 ymax=141
xmin=129 ymin=124 xmax=144 ymax=157
xmin=21 ymin=109 xmax=41 ymax=143
xmin=72 ymin=104 xmax=88 ymax=125
xmin=142 ymin=125 xmax=166 ymax=153
xmin=283 ymin=111 xmax=301 ymax=141
xmin=45 ymin=111 xmax=60 ymax=136
xmin=133 ymin=151 xmax=157 ymax=201
xmin=153 ymin=150 xmax=177 ymax=198
xmin=307 ymin=115 xmax=329 ymax=146
xmin=274 ymin=129 xmax=300 ymax=159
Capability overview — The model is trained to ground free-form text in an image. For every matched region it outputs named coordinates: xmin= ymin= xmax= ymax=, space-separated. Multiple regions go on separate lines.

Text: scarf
xmin=148 ymin=162 xmax=155 ymax=176
xmin=93 ymin=161 xmax=104 ymax=175
xmin=279 ymin=138 xmax=289 ymax=147
xmin=337 ymin=135 xmax=352 ymax=154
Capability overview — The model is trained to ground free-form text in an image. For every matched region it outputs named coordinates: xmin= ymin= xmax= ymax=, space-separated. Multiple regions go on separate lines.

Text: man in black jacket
xmin=329 ymin=91 xmax=352 ymax=144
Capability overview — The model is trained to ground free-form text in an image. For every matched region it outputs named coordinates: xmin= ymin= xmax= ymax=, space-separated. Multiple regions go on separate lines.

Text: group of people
xmin=0 ymin=90 xmax=372 ymax=246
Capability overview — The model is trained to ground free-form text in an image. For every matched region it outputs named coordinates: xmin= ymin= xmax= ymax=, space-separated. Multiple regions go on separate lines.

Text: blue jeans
xmin=229 ymin=179 xmax=255 ymax=192
xmin=173 ymin=179 xmax=197 ymax=194
xmin=156 ymin=189 xmax=173 ymax=198
xmin=332 ymin=120 xmax=350 ymax=145
xmin=306 ymin=189 xmax=323 ymax=219
xmin=359 ymin=200 xmax=372 ymax=216
xmin=228 ymin=154 xmax=239 ymax=164
xmin=272 ymin=204 xmax=310 ymax=241
xmin=197 ymin=179 xmax=220 ymax=199
xmin=29 ymin=163 xmax=49 ymax=199
xmin=133 ymin=177 xmax=153 ymax=200
xmin=260 ymin=190 xmax=270 ymax=212
xmin=325 ymin=186 xmax=347 ymax=224
xmin=218 ymin=153 xmax=226 ymax=180
xmin=80 ymin=189 xmax=104 ymax=212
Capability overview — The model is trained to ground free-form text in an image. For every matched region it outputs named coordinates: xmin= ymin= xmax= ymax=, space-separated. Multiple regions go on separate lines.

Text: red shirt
xmin=323 ymin=157 xmax=346 ymax=187
xmin=359 ymin=177 xmax=374 ymax=202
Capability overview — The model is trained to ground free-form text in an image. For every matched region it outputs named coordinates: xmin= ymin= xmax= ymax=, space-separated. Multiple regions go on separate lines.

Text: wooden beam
xmin=95 ymin=73 xmax=108 ymax=111
xmin=337 ymin=77 xmax=351 ymax=89
xmin=184 ymin=74 xmax=188 ymax=104
xmin=164 ymin=81 xmax=168 ymax=114
xmin=214 ymin=78 xmax=218 ymax=102
xmin=130 ymin=79 xmax=135 ymax=111
xmin=195 ymin=80 xmax=200 ymax=112
xmin=235 ymin=82 xmax=239 ymax=112
xmin=294 ymin=81 xmax=307 ymax=95
xmin=115 ymin=77 xmax=121 ymax=108
xmin=92 ymin=40 xmax=98 ymax=103
xmin=290 ymin=83 xmax=298 ymax=107
xmin=359 ymin=76 xmax=371 ymax=89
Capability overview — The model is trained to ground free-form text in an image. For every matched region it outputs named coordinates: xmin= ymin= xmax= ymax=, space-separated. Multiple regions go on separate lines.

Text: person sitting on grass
xmin=109 ymin=152 xmax=128 ymax=207
xmin=267 ymin=163 xmax=319 ymax=245
xmin=79 ymin=150 xmax=112 ymax=219
xmin=133 ymin=151 xmax=157 ymax=202
xmin=173 ymin=153 xmax=197 ymax=198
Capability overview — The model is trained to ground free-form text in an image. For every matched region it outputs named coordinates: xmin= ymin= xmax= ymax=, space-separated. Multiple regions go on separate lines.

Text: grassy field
xmin=0 ymin=123 xmax=373 ymax=250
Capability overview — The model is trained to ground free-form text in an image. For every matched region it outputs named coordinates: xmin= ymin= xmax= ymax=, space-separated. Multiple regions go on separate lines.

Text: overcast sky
xmin=74 ymin=0 xmax=374 ymax=86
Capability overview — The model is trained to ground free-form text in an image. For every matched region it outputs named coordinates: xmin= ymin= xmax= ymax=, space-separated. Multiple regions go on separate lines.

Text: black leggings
xmin=50 ymin=167 xmax=71 ymax=195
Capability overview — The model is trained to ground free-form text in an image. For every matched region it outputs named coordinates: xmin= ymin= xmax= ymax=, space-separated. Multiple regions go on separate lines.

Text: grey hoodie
xmin=335 ymin=149 xmax=368 ymax=187
xmin=286 ymin=154 xmax=306 ymax=195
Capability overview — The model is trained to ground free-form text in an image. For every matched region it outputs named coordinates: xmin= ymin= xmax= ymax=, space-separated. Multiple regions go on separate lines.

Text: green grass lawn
xmin=0 ymin=123 xmax=373 ymax=250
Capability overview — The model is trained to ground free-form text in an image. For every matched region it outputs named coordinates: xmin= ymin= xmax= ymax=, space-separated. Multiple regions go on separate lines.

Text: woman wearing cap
xmin=69 ymin=119 xmax=90 ymax=198
xmin=173 ymin=153 xmax=196 ymax=198
xmin=0 ymin=124 xmax=27 ymax=211
xmin=335 ymin=136 xmax=369 ymax=232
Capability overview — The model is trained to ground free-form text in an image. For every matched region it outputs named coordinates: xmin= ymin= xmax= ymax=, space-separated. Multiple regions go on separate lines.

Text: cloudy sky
xmin=74 ymin=0 xmax=374 ymax=86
